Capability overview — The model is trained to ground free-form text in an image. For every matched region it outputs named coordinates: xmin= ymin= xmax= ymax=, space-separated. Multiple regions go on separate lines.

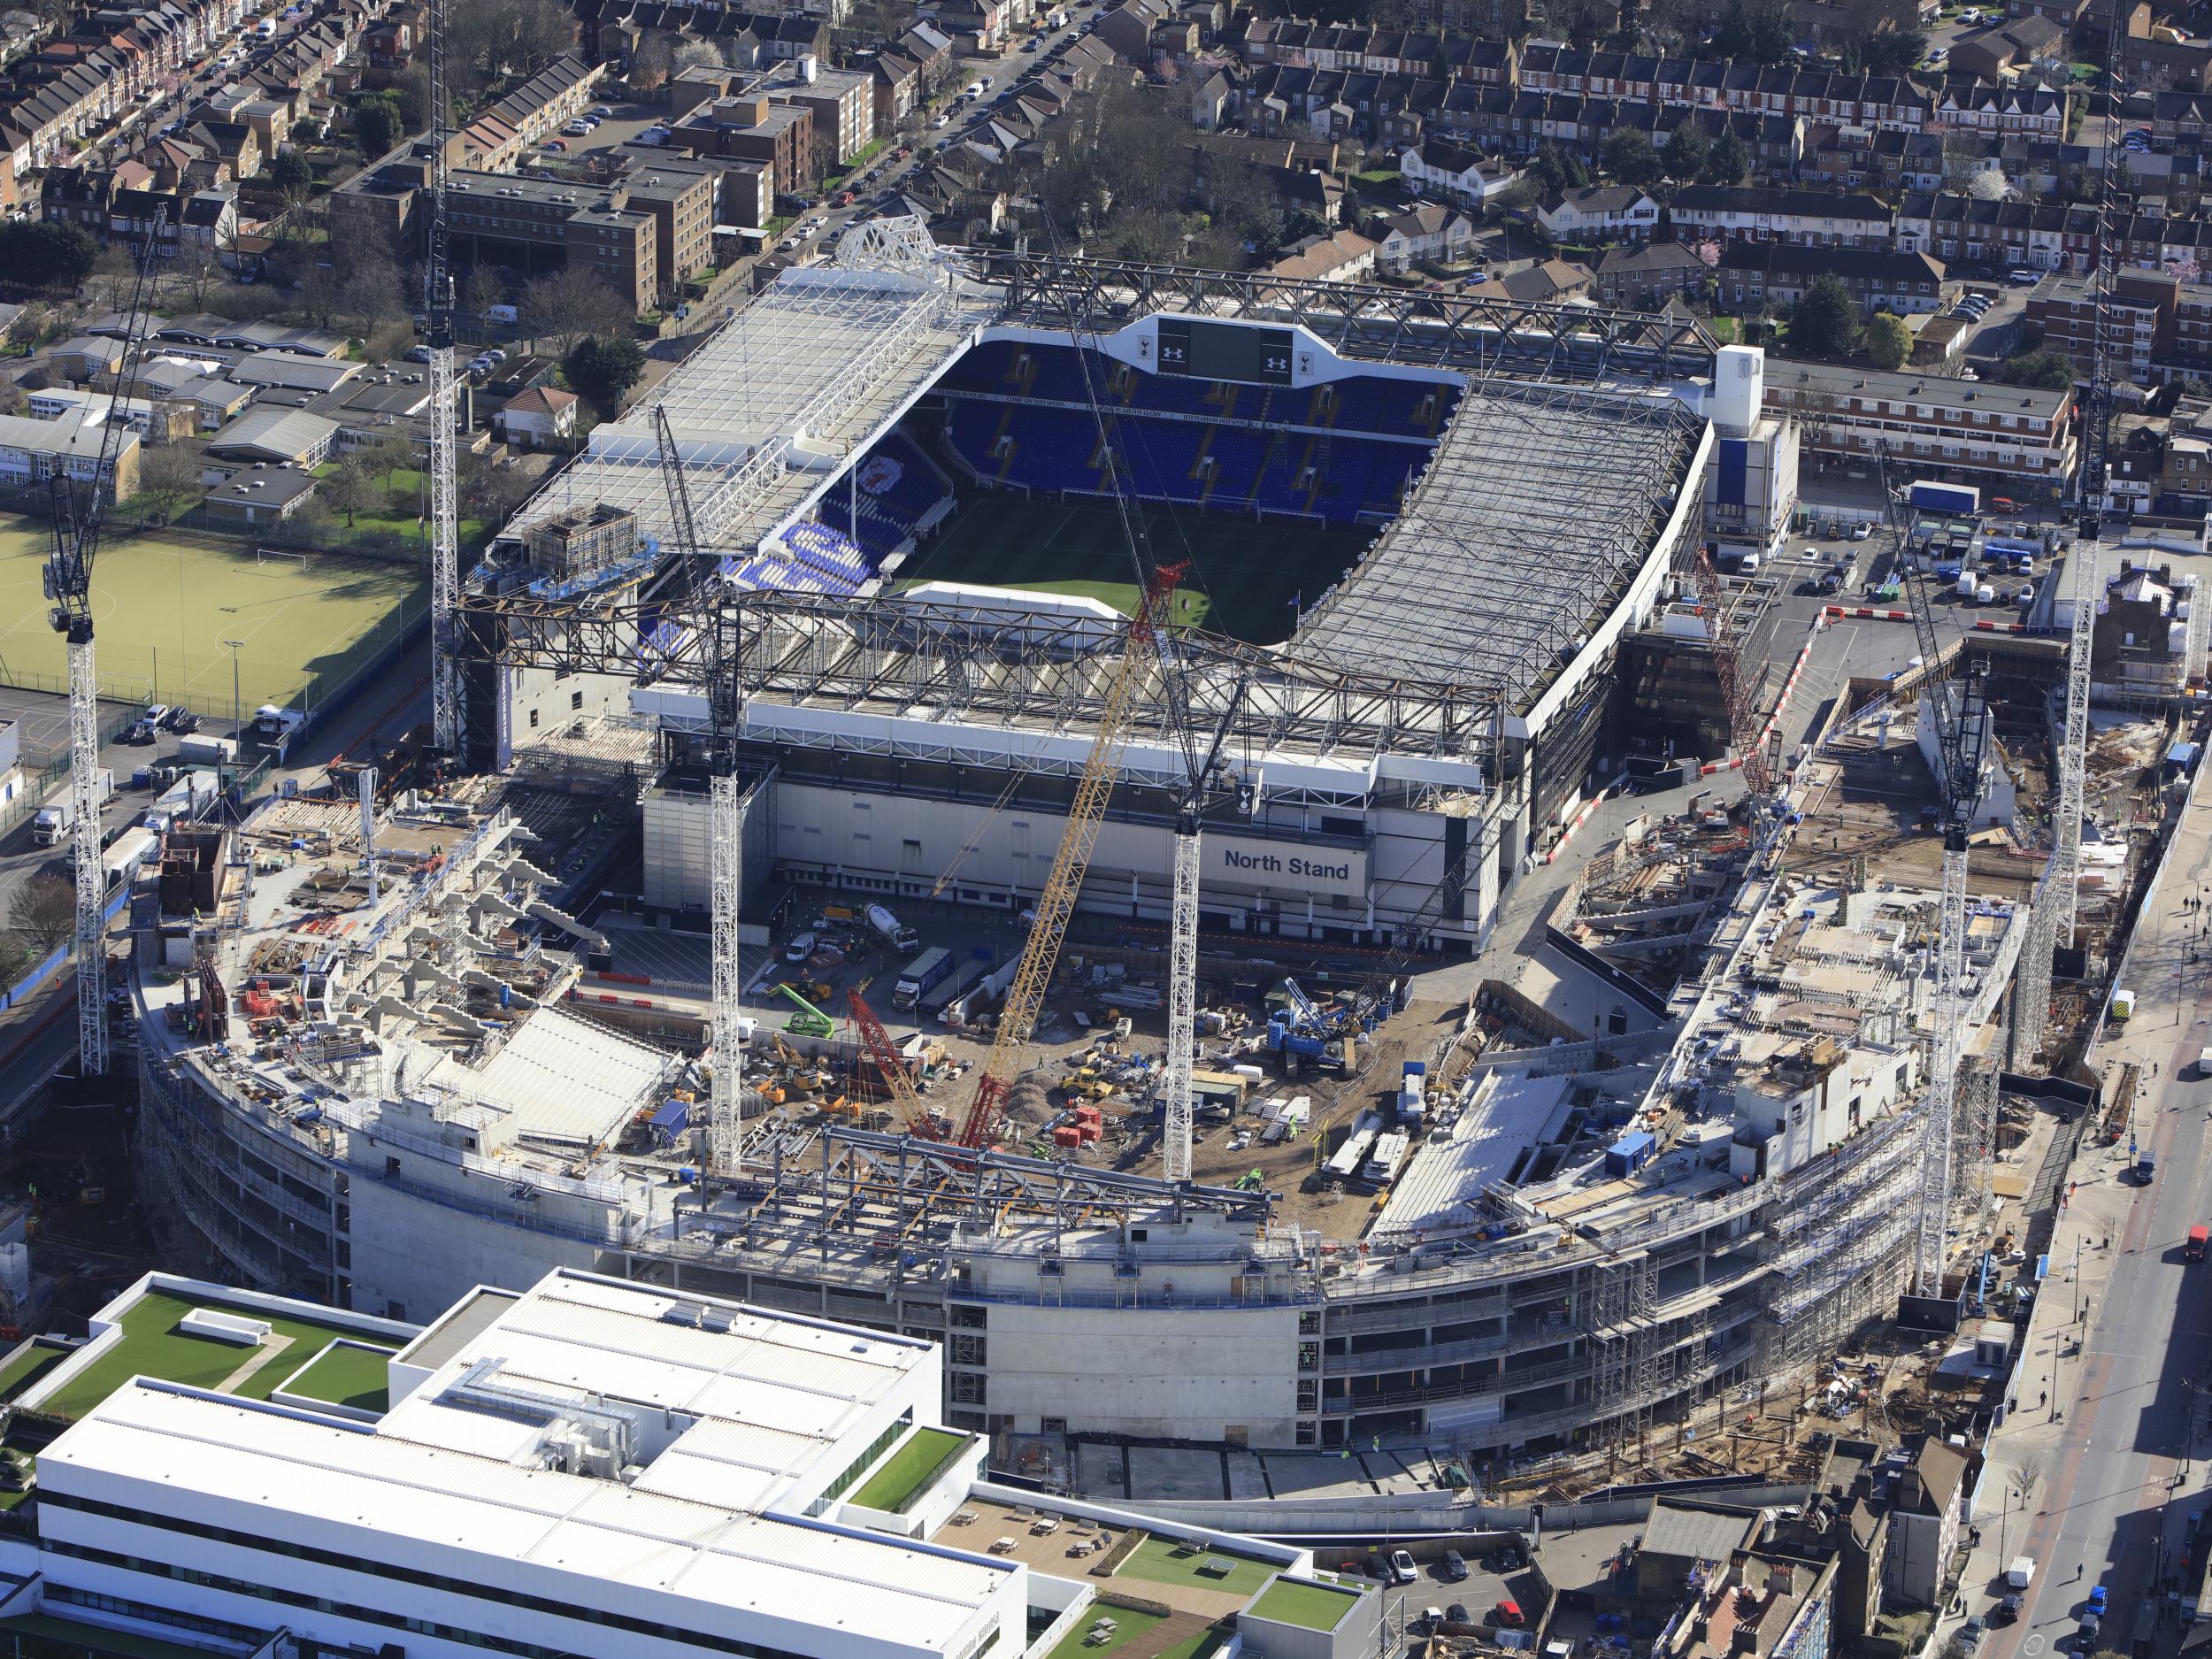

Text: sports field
xmin=897 ymin=494 xmax=1375 ymax=645
xmin=0 ymin=517 xmax=425 ymax=715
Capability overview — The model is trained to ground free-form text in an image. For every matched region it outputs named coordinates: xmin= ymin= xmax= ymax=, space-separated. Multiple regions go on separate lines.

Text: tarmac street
xmin=1959 ymin=764 xmax=2212 ymax=1659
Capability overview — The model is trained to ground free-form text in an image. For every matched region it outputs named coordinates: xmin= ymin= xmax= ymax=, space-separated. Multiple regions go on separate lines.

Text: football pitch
xmin=897 ymin=492 xmax=1375 ymax=645
xmin=0 ymin=518 xmax=426 ymax=715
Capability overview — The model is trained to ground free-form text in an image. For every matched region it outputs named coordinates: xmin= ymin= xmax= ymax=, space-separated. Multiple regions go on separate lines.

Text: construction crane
xmin=1877 ymin=449 xmax=1992 ymax=1301
xmin=426 ymin=0 xmax=462 ymax=756
xmin=44 ymin=207 xmax=164 ymax=1079
xmin=1008 ymin=208 xmax=1248 ymax=1178
xmin=653 ymin=401 xmax=752 ymax=1175
xmin=2015 ymin=15 xmax=2127 ymax=1069
xmin=849 ymin=990 xmax=941 ymax=1138
xmin=956 ymin=563 xmax=1181 ymax=1150
xmin=1687 ymin=546 xmax=1771 ymax=802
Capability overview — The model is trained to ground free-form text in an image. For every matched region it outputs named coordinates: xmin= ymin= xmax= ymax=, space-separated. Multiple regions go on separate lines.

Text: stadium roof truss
xmin=510 ymin=230 xmax=995 ymax=562
xmin=466 ymin=586 xmax=1506 ymax=769
xmin=1294 ymin=380 xmax=1709 ymax=708
xmin=687 ymin=1123 xmax=1280 ymax=1272
xmin=987 ymin=250 xmax=1721 ymax=380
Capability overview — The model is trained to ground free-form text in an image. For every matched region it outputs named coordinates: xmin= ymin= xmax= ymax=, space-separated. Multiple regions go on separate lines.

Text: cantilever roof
xmin=507 ymin=241 xmax=995 ymax=561
xmin=1293 ymin=381 xmax=1705 ymax=706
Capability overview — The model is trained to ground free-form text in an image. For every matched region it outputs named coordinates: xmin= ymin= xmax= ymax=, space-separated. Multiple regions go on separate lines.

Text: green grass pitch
xmin=0 ymin=516 xmax=426 ymax=714
xmin=895 ymin=493 xmax=1376 ymax=646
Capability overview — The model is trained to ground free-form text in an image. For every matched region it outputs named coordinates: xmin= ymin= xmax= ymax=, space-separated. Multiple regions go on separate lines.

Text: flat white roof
xmin=49 ymin=1384 xmax=1007 ymax=1646
xmin=1374 ymin=1070 xmax=1576 ymax=1239
xmin=47 ymin=1272 xmax=1001 ymax=1650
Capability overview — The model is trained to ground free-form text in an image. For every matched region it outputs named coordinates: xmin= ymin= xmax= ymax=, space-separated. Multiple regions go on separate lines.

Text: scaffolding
xmin=1763 ymin=1099 xmax=1925 ymax=1369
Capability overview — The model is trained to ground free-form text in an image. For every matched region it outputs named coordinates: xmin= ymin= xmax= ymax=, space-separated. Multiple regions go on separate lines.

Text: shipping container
xmin=1911 ymin=480 xmax=1981 ymax=516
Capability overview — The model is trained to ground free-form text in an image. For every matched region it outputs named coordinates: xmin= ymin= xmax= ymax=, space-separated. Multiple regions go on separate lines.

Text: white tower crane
xmin=426 ymin=0 xmax=463 ymax=756
xmin=710 ymin=771 xmax=745 ymax=1175
xmin=2012 ymin=8 xmax=2126 ymax=1071
xmin=1878 ymin=449 xmax=1993 ymax=1301
xmin=43 ymin=211 xmax=163 ymax=1078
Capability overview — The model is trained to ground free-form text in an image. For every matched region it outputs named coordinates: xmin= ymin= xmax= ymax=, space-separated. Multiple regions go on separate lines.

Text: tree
xmin=9 ymin=874 xmax=73 ymax=957
xmin=137 ymin=442 xmax=203 ymax=523
xmin=294 ymin=118 xmax=325 ymax=146
xmin=354 ymin=91 xmax=402 ymax=157
xmin=564 ymin=334 xmax=646 ymax=417
xmin=365 ymin=317 xmax=416 ymax=363
xmin=323 ymin=453 xmax=376 ymax=526
xmin=1702 ymin=129 xmax=1751 ymax=186
xmin=1662 ymin=121 xmax=1709 ymax=180
xmin=269 ymin=148 xmax=312 ymax=192
xmin=83 ymin=244 xmax=137 ymax=312
xmin=465 ymin=264 xmax=506 ymax=331
xmin=363 ymin=430 xmax=418 ymax=492
xmin=1709 ymin=0 xmax=1795 ymax=61
xmin=1791 ymin=273 xmax=1861 ymax=357
xmin=630 ymin=32 xmax=675 ymax=90
xmin=1601 ymin=128 xmax=1661 ymax=188
xmin=19 ymin=221 xmax=97 ymax=288
xmin=520 ymin=267 xmax=635 ymax=355
xmin=672 ymin=39 xmax=723 ymax=69
xmin=1851 ymin=26 xmax=1926 ymax=73
xmin=1529 ymin=143 xmax=1567 ymax=196
xmin=1866 ymin=311 xmax=1912 ymax=370
xmin=1997 ymin=350 xmax=2076 ymax=389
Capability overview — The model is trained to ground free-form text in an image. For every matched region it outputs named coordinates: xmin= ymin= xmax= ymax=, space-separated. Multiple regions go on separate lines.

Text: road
xmin=1955 ymin=768 xmax=2212 ymax=1659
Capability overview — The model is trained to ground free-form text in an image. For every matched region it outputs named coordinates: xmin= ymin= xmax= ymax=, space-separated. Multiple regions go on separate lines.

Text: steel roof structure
xmin=1293 ymin=381 xmax=1708 ymax=706
xmin=507 ymin=221 xmax=995 ymax=563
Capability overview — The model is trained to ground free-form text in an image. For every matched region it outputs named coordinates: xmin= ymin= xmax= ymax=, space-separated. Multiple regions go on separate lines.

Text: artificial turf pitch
xmin=896 ymin=492 xmax=1374 ymax=646
xmin=0 ymin=516 xmax=425 ymax=715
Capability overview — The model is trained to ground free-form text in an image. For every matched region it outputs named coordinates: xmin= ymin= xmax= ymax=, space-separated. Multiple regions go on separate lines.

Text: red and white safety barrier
xmin=1541 ymin=787 xmax=1611 ymax=864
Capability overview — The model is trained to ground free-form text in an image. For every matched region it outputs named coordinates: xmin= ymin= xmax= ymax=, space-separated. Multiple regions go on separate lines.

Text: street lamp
xmin=221 ymin=638 xmax=243 ymax=737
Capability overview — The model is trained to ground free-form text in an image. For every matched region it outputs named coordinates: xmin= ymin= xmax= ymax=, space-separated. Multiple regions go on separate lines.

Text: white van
xmin=488 ymin=303 xmax=518 ymax=324
xmin=1740 ymin=552 xmax=1761 ymax=574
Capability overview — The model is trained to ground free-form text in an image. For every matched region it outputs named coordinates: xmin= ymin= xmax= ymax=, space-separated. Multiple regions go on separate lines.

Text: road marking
xmin=2025 ymin=1635 xmax=2046 ymax=1654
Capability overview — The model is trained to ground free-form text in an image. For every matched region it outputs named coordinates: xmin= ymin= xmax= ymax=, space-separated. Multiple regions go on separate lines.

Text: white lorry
xmin=31 ymin=768 xmax=115 ymax=846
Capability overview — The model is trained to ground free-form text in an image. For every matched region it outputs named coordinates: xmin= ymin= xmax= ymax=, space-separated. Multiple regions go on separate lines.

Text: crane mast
xmin=2016 ymin=12 xmax=2124 ymax=1068
xmin=1878 ymin=450 xmax=1991 ymax=1300
xmin=45 ymin=207 xmax=163 ymax=1079
xmin=957 ymin=566 xmax=1179 ymax=1149
xmin=426 ymin=0 xmax=462 ymax=756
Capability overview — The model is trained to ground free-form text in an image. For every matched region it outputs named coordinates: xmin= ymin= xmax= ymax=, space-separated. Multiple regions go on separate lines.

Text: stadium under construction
xmin=123 ymin=222 xmax=2032 ymax=1471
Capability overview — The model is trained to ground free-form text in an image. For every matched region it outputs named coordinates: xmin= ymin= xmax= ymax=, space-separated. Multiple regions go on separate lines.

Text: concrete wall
xmin=972 ymin=1301 xmax=1302 ymax=1441
xmin=645 ymin=772 xmax=1496 ymax=947
xmin=346 ymin=1175 xmax=598 ymax=1323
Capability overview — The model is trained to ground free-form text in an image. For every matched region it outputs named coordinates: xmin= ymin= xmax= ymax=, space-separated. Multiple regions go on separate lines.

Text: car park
xmin=541 ymin=137 xmax=566 ymax=150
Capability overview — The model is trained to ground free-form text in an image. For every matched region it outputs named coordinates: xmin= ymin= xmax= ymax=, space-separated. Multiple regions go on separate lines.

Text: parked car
xmin=541 ymin=138 xmax=566 ymax=150
xmin=1389 ymin=1551 xmax=1417 ymax=1586
xmin=1445 ymin=1606 xmax=1471 ymax=1629
xmin=1440 ymin=1552 xmax=1468 ymax=1582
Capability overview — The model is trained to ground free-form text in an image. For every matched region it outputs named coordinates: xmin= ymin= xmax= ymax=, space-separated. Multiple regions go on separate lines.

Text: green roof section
xmin=31 ymin=1290 xmax=397 ymax=1421
xmin=1120 ymin=1540 xmax=1279 ymax=1599
xmin=277 ymin=1339 xmax=397 ymax=1416
xmin=0 ymin=1342 xmax=66 ymax=1403
xmin=850 ymin=1425 xmax=972 ymax=1513
xmin=1247 ymin=1578 xmax=1364 ymax=1632
xmin=1043 ymin=1606 xmax=1170 ymax=1659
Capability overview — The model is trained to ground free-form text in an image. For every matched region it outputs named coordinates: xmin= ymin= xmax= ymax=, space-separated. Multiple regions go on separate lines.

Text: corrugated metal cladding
xmin=1717 ymin=436 xmax=1749 ymax=507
